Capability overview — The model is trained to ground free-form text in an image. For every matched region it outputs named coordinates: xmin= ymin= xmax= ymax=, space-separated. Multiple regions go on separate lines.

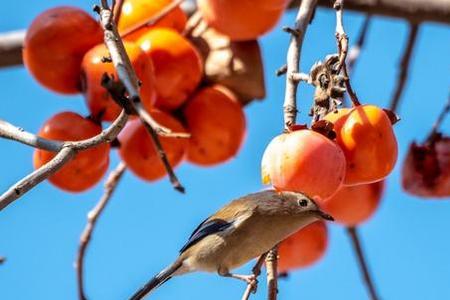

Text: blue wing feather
xmin=179 ymin=218 xmax=232 ymax=253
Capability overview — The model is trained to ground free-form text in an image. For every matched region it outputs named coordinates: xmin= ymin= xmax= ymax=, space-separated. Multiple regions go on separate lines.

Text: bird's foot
xmin=219 ymin=270 xmax=258 ymax=292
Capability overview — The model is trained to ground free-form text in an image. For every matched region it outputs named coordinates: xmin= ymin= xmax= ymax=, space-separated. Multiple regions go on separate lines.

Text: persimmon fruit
xmin=23 ymin=6 xmax=103 ymax=94
xmin=118 ymin=110 xmax=188 ymax=181
xmin=33 ymin=112 xmax=110 ymax=192
xmin=197 ymin=0 xmax=289 ymax=41
xmin=81 ymin=42 xmax=156 ymax=121
xmin=325 ymin=105 xmax=398 ymax=185
xmin=183 ymin=85 xmax=246 ymax=166
xmin=322 ymin=180 xmax=384 ymax=226
xmin=136 ymin=28 xmax=203 ymax=110
xmin=118 ymin=0 xmax=187 ymax=40
xmin=261 ymin=129 xmax=346 ymax=200
xmin=278 ymin=221 xmax=328 ymax=272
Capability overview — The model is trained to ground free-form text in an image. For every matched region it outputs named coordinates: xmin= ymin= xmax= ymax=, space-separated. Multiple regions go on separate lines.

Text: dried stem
xmin=428 ymin=95 xmax=450 ymax=139
xmin=265 ymin=247 xmax=279 ymax=300
xmin=76 ymin=162 xmax=126 ymax=300
xmin=113 ymin=0 xmax=125 ymax=24
xmin=241 ymin=253 xmax=268 ymax=300
xmin=389 ymin=23 xmax=419 ymax=112
xmin=347 ymin=14 xmax=371 ymax=72
xmin=121 ymin=0 xmax=185 ymax=37
xmin=347 ymin=227 xmax=379 ymax=300
xmin=282 ymin=0 xmax=318 ymax=130
xmin=96 ymin=1 xmax=185 ymax=193
xmin=0 ymin=111 xmax=128 ymax=211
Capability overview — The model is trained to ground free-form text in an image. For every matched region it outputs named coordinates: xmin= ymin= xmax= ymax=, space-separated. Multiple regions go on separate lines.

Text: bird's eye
xmin=298 ymin=199 xmax=308 ymax=207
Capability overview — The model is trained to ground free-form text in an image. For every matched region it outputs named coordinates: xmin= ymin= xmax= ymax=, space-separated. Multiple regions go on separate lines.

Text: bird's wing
xmin=179 ymin=218 xmax=233 ymax=253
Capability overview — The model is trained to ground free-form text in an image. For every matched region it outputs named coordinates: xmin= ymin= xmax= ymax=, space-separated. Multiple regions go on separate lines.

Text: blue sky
xmin=1 ymin=1 xmax=449 ymax=300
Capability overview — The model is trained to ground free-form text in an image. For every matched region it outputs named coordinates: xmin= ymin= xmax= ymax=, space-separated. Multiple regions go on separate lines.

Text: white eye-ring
xmin=298 ymin=199 xmax=308 ymax=207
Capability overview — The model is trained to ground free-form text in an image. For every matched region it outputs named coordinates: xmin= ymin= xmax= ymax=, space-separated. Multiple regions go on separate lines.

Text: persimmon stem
xmin=427 ymin=96 xmax=450 ymax=141
xmin=266 ymin=246 xmax=279 ymax=300
xmin=347 ymin=227 xmax=380 ymax=300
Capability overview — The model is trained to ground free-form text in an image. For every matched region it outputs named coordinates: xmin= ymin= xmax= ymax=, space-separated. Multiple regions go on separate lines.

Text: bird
xmin=129 ymin=189 xmax=334 ymax=299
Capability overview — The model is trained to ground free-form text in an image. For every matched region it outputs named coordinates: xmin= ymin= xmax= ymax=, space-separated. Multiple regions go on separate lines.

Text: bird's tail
xmin=129 ymin=260 xmax=183 ymax=300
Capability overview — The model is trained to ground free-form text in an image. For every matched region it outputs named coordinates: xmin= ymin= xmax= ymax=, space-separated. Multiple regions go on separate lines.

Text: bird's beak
xmin=316 ymin=209 xmax=334 ymax=221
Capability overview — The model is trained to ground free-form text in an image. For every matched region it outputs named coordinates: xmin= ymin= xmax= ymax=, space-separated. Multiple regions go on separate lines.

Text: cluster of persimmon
xmin=263 ymin=104 xmax=398 ymax=271
xmin=24 ymin=0 xmax=286 ymax=192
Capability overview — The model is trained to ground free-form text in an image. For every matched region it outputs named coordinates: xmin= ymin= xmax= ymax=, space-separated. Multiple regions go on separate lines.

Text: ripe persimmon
xmin=278 ymin=221 xmax=328 ymax=272
xmin=183 ymin=85 xmax=246 ymax=166
xmin=197 ymin=0 xmax=289 ymax=41
xmin=23 ymin=7 xmax=102 ymax=94
xmin=81 ymin=42 xmax=156 ymax=122
xmin=33 ymin=112 xmax=110 ymax=192
xmin=118 ymin=0 xmax=187 ymax=40
xmin=136 ymin=28 xmax=203 ymax=110
xmin=322 ymin=180 xmax=384 ymax=226
xmin=118 ymin=110 xmax=188 ymax=181
xmin=262 ymin=129 xmax=346 ymax=200
xmin=325 ymin=105 xmax=398 ymax=185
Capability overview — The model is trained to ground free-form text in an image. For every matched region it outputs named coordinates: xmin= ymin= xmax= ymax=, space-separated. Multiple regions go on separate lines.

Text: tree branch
xmin=347 ymin=14 xmax=371 ymax=72
xmin=290 ymin=0 xmax=450 ymax=25
xmin=282 ymin=0 xmax=318 ymax=129
xmin=76 ymin=162 xmax=126 ymax=300
xmin=347 ymin=227 xmax=380 ymax=300
xmin=0 ymin=110 xmax=128 ymax=212
xmin=241 ymin=253 xmax=268 ymax=300
xmin=389 ymin=23 xmax=419 ymax=112
xmin=95 ymin=1 xmax=186 ymax=193
xmin=265 ymin=247 xmax=279 ymax=300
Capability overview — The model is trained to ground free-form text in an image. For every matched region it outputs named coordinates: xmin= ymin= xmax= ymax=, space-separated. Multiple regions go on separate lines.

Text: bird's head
xmin=276 ymin=190 xmax=334 ymax=221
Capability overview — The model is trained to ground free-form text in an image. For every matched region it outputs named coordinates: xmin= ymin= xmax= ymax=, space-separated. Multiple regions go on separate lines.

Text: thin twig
xmin=0 ymin=109 xmax=128 ymax=211
xmin=334 ymin=0 xmax=361 ymax=106
xmin=96 ymin=2 xmax=185 ymax=193
xmin=347 ymin=227 xmax=379 ymax=300
xmin=0 ymin=256 xmax=6 ymax=264
xmin=334 ymin=0 xmax=348 ymax=73
xmin=389 ymin=23 xmax=419 ymax=112
xmin=428 ymin=95 xmax=450 ymax=139
xmin=265 ymin=247 xmax=279 ymax=300
xmin=282 ymin=0 xmax=318 ymax=130
xmin=121 ymin=0 xmax=185 ymax=37
xmin=347 ymin=14 xmax=371 ymax=72
xmin=76 ymin=162 xmax=127 ymax=300
xmin=241 ymin=253 xmax=268 ymax=300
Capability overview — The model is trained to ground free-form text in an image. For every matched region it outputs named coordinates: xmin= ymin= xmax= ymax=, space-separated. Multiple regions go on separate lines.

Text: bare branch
xmin=0 ymin=256 xmax=6 ymax=264
xmin=96 ymin=2 xmax=186 ymax=193
xmin=0 ymin=110 xmax=128 ymax=212
xmin=347 ymin=227 xmax=380 ymax=300
xmin=241 ymin=253 xmax=268 ymax=300
xmin=347 ymin=14 xmax=371 ymax=71
xmin=283 ymin=0 xmax=318 ymax=129
xmin=0 ymin=30 xmax=24 ymax=67
xmin=334 ymin=0 xmax=348 ymax=73
xmin=0 ymin=119 xmax=63 ymax=152
xmin=0 ymin=147 xmax=75 ymax=211
xmin=113 ymin=0 xmax=125 ymax=24
xmin=389 ymin=23 xmax=419 ymax=112
xmin=76 ymin=162 xmax=126 ymax=300
xmin=265 ymin=247 xmax=279 ymax=300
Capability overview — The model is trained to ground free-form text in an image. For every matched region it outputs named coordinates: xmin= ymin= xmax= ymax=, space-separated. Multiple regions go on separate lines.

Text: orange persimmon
xmin=81 ymin=42 xmax=156 ymax=121
xmin=183 ymin=85 xmax=246 ymax=166
xmin=118 ymin=110 xmax=188 ymax=181
xmin=325 ymin=105 xmax=398 ymax=185
xmin=33 ymin=112 xmax=110 ymax=192
xmin=322 ymin=181 xmax=384 ymax=226
xmin=23 ymin=6 xmax=103 ymax=94
xmin=118 ymin=0 xmax=187 ymax=40
xmin=262 ymin=129 xmax=346 ymax=200
xmin=278 ymin=221 xmax=328 ymax=272
xmin=136 ymin=28 xmax=203 ymax=110
xmin=197 ymin=0 xmax=289 ymax=41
